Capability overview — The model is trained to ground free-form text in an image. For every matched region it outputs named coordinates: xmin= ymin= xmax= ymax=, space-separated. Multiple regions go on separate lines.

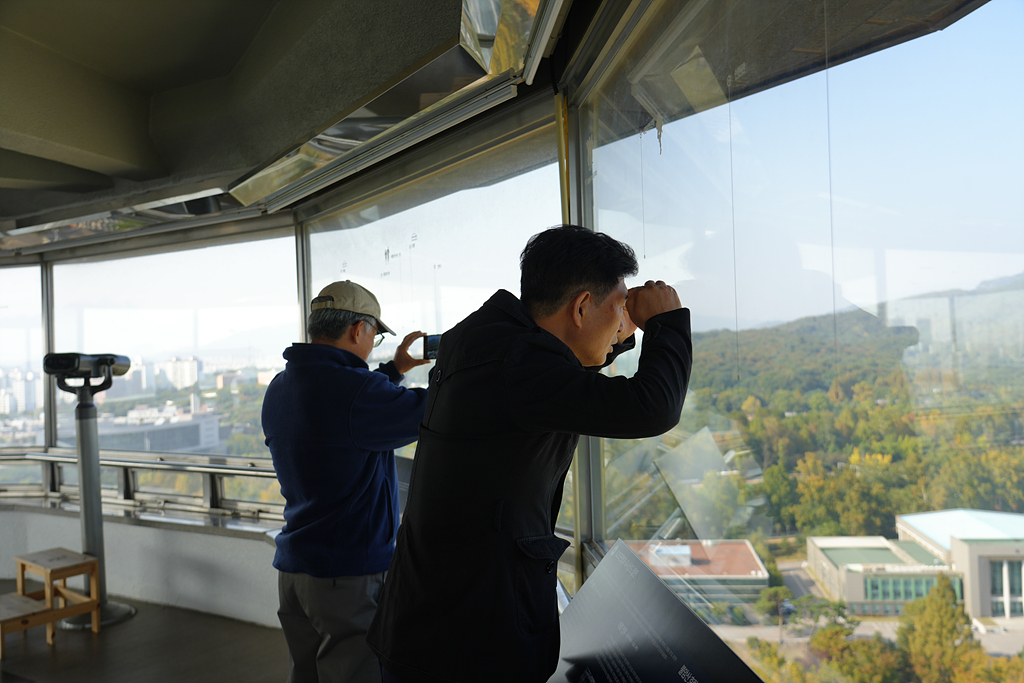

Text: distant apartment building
xmin=157 ymin=357 xmax=202 ymax=390
xmin=103 ymin=361 xmax=155 ymax=400
xmin=0 ymin=390 xmax=16 ymax=415
xmin=625 ymin=539 xmax=769 ymax=609
xmin=6 ymin=370 xmax=43 ymax=413
xmin=216 ymin=369 xmax=261 ymax=389
xmin=216 ymin=371 xmax=241 ymax=390
xmin=808 ymin=509 xmax=1024 ymax=620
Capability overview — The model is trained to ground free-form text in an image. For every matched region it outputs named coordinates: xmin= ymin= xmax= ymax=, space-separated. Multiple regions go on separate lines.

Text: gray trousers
xmin=278 ymin=570 xmax=386 ymax=683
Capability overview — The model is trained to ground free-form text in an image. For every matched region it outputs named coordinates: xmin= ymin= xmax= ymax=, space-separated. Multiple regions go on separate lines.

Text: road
xmin=779 ymin=560 xmax=821 ymax=599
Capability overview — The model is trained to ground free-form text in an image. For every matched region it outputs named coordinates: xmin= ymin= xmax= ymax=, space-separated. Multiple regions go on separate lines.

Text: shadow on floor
xmin=0 ymin=579 xmax=288 ymax=683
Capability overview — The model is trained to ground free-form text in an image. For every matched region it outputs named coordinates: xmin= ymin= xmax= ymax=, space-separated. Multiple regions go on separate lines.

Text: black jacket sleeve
xmin=502 ymin=308 xmax=692 ymax=439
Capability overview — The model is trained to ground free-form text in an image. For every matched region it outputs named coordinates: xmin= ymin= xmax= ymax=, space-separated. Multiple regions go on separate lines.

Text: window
xmin=992 ymin=561 xmax=1005 ymax=597
xmin=52 ymin=236 xmax=299 ymax=460
xmin=0 ymin=463 xmax=41 ymax=485
xmin=1010 ymin=561 xmax=1022 ymax=597
xmin=0 ymin=266 xmax=44 ymax=447
xmin=59 ymin=464 xmax=117 ymax=490
xmin=221 ymin=474 xmax=285 ymax=505
xmin=307 ymin=125 xmax=561 ymax=387
xmin=306 ymin=122 xmax=564 ymax=522
xmin=576 ymin=0 xmax=1023 ymax=671
xmin=134 ymin=470 xmax=203 ymax=498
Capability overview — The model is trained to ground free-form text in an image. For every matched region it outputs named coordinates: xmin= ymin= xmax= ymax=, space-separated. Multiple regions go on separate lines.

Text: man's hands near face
xmin=393 ymin=331 xmax=432 ymax=375
xmin=625 ymin=280 xmax=682 ymax=331
xmin=616 ymin=304 xmax=638 ymax=344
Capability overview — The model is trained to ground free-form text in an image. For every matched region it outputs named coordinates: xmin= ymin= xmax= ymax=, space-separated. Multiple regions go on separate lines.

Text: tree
xmin=678 ymin=471 xmax=747 ymax=539
xmin=791 ymin=595 xmax=858 ymax=636
xmin=950 ymin=648 xmax=1024 ymax=683
xmin=756 ymin=586 xmax=793 ymax=644
xmin=760 ymin=463 xmax=798 ymax=531
xmin=897 ymin=574 xmax=980 ymax=683
xmin=709 ymin=601 xmax=730 ymax=622
xmin=750 ymin=532 xmax=785 ymax=587
xmin=746 ymin=637 xmax=810 ymax=683
xmin=809 ymin=624 xmax=907 ymax=683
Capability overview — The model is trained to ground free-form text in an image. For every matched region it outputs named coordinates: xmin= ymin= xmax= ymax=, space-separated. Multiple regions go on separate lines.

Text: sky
xmin=1 ymin=0 xmax=1022 ymax=369
xmin=594 ymin=0 xmax=1024 ymax=331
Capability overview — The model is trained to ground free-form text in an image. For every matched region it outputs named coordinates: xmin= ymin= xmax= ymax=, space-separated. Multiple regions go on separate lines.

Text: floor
xmin=0 ymin=580 xmax=290 ymax=683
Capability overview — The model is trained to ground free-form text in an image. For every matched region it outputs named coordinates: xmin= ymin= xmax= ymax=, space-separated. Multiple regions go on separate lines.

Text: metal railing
xmin=0 ymin=449 xmax=284 ymax=520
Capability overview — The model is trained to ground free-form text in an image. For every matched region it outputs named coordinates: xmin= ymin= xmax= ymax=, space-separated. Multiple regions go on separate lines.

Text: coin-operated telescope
xmin=43 ymin=353 xmax=136 ymax=627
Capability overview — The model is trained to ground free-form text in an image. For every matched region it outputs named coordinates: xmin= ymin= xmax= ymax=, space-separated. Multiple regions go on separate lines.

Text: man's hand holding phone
xmin=394 ymin=331 xmax=432 ymax=374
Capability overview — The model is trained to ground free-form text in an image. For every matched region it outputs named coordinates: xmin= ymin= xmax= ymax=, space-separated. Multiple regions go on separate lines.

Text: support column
xmin=1004 ymin=560 xmax=1011 ymax=618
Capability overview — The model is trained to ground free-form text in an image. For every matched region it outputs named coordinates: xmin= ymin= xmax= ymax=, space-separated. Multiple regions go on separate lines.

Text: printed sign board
xmin=548 ymin=541 xmax=763 ymax=683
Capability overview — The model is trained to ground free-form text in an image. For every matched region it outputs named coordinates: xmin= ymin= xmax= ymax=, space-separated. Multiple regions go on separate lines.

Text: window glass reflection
xmin=306 ymin=124 xmax=565 ymax=528
xmin=307 ymin=126 xmax=561 ymax=413
xmin=583 ymin=0 xmax=1024 ymax=675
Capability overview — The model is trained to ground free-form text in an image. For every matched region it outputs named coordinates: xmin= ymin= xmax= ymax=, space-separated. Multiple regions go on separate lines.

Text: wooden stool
xmin=0 ymin=548 xmax=101 ymax=659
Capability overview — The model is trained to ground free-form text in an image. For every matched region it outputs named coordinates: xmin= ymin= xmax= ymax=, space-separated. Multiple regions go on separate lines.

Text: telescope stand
xmin=56 ymin=371 xmax=136 ymax=629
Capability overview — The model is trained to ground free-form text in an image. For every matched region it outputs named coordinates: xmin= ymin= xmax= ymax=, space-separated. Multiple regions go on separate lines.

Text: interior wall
xmin=0 ymin=509 xmax=280 ymax=628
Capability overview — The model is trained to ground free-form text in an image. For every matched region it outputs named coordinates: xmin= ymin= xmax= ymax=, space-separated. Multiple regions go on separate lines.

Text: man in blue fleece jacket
xmin=263 ymin=280 xmax=430 ymax=683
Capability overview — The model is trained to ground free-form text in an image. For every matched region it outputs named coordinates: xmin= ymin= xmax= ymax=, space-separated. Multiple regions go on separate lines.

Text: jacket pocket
xmin=514 ymin=534 xmax=571 ymax=636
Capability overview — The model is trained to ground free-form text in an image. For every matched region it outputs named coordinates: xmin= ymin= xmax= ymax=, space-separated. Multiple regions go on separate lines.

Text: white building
xmin=897 ymin=509 xmax=1024 ymax=620
xmin=807 ymin=509 xmax=1024 ymax=620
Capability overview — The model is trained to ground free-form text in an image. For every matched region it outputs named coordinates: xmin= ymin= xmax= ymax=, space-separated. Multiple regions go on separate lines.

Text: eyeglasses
xmin=366 ymin=321 xmax=385 ymax=347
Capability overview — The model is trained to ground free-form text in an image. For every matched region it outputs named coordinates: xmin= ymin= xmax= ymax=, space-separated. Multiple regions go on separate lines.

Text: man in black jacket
xmin=367 ymin=226 xmax=692 ymax=683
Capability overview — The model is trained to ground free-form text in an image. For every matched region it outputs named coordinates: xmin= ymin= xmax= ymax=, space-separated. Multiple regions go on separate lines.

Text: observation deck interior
xmin=2 ymin=0 xmax=1022 ymax=681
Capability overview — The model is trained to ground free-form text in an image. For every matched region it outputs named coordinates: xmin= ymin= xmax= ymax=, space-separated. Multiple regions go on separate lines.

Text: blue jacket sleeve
xmin=375 ymin=360 xmax=404 ymax=384
xmin=349 ymin=371 xmax=428 ymax=451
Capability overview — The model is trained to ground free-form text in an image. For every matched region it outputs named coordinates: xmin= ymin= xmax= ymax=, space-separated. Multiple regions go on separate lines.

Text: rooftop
xmin=898 ymin=509 xmax=1024 ymax=551
xmin=822 ymin=546 xmax=904 ymax=568
xmin=811 ymin=536 xmax=947 ymax=571
xmin=625 ymin=540 xmax=767 ymax=578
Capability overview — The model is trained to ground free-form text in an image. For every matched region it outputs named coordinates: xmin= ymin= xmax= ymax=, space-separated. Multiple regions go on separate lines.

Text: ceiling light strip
xmin=8 ymin=208 xmax=264 ymax=257
xmin=262 ymin=78 xmax=518 ymax=214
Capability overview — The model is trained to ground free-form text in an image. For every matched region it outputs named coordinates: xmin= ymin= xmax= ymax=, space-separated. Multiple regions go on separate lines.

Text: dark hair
xmin=520 ymin=225 xmax=638 ymax=318
xmin=307 ymin=309 xmax=376 ymax=342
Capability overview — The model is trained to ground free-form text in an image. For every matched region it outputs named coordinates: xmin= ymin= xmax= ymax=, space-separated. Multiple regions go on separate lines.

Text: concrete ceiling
xmin=0 ymin=0 xmax=463 ymax=228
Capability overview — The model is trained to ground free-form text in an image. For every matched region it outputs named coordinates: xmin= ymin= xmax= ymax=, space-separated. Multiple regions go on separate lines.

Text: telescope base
xmin=60 ymin=600 xmax=137 ymax=630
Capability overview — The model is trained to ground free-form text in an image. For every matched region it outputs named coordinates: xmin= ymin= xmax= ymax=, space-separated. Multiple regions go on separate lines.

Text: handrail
xmin=1 ymin=450 xmax=285 ymax=521
xmin=9 ymin=447 xmax=275 ymax=468
xmin=2 ymin=452 xmax=278 ymax=478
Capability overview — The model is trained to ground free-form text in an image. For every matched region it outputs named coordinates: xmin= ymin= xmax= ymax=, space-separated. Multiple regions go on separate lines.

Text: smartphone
xmin=423 ymin=334 xmax=441 ymax=360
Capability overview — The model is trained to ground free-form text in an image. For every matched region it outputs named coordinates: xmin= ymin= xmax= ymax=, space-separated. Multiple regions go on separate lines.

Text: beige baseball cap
xmin=310 ymin=281 xmax=395 ymax=334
